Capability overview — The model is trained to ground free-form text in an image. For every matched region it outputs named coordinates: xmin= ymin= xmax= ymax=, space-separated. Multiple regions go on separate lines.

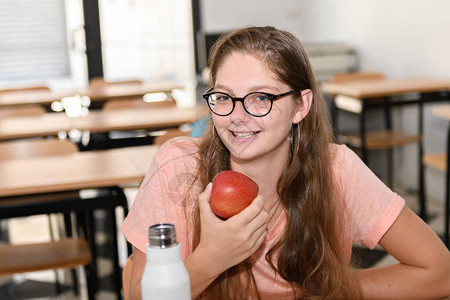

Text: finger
xmin=198 ymin=183 xmax=218 ymax=221
xmin=231 ymin=195 xmax=265 ymax=224
xmin=253 ymin=227 xmax=267 ymax=252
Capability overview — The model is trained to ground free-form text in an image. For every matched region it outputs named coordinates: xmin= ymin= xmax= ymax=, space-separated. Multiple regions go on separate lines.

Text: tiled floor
xmin=0 ymin=187 xmax=446 ymax=299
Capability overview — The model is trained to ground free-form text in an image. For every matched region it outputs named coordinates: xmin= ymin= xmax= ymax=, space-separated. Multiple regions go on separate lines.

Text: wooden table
xmin=0 ymin=104 xmax=206 ymax=141
xmin=322 ymin=77 xmax=450 ymax=220
xmin=0 ymin=81 xmax=183 ymax=108
xmin=0 ymin=145 xmax=158 ymax=197
xmin=0 ymin=144 xmax=158 ymax=298
xmin=322 ymin=78 xmax=450 ymax=99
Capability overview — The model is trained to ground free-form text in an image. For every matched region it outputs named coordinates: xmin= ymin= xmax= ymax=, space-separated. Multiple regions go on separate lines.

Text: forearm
xmin=184 ymin=247 xmax=223 ymax=299
xmin=130 ymin=280 xmax=142 ymax=300
xmin=356 ymin=263 xmax=450 ymax=299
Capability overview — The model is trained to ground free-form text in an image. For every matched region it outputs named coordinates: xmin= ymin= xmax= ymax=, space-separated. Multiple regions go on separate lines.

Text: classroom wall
xmin=200 ymin=0 xmax=450 ymax=202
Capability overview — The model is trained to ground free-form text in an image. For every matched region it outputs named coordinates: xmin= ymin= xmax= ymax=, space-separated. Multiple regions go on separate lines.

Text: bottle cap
xmin=148 ymin=223 xmax=178 ymax=249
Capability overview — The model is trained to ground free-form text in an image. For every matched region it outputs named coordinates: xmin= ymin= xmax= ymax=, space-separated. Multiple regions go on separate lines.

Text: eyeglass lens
xmin=208 ymin=92 xmax=272 ymax=116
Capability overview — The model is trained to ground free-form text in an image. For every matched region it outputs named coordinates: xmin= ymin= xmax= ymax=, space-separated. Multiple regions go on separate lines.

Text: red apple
xmin=210 ymin=170 xmax=259 ymax=219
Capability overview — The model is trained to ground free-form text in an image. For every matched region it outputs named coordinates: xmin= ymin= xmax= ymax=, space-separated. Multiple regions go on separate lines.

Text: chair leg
xmin=63 ymin=212 xmax=80 ymax=295
xmin=108 ymin=206 xmax=122 ymax=300
xmin=55 ymin=273 xmax=63 ymax=295
xmin=78 ymin=211 xmax=99 ymax=294
xmin=85 ymin=260 xmax=97 ymax=300
xmin=387 ymin=148 xmax=394 ymax=188
xmin=47 ymin=214 xmax=63 ymax=294
xmin=445 ymin=128 xmax=450 ymax=248
xmin=111 ymin=186 xmax=133 ymax=256
xmin=119 ymin=193 xmax=133 ymax=256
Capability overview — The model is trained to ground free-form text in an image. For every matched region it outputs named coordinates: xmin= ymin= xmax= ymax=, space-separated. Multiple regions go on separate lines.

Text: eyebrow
xmin=214 ymin=84 xmax=281 ymax=94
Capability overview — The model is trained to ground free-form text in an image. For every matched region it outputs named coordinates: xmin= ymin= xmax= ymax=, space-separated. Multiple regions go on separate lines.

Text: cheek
xmin=260 ymin=102 xmax=296 ymax=128
xmin=271 ymin=100 xmax=297 ymax=120
xmin=212 ymin=115 xmax=228 ymax=128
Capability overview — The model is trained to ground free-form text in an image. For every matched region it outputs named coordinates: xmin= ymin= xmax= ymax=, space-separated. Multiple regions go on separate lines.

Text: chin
xmin=225 ymin=143 xmax=258 ymax=161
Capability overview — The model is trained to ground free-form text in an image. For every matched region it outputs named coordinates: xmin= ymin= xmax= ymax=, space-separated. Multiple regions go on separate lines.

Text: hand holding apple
xmin=210 ymin=170 xmax=259 ymax=219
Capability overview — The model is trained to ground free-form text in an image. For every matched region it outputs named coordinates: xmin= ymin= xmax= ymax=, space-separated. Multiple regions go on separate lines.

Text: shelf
xmin=423 ymin=153 xmax=447 ymax=171
xmin=340 ymin=130 xmax=421 ymax=150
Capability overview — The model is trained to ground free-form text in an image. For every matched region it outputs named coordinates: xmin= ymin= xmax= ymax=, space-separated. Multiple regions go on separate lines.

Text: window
xmin=98 ymin=0 xmax=194 ymax=85
xmin=0 ymin=0 xmax=70 ymax=83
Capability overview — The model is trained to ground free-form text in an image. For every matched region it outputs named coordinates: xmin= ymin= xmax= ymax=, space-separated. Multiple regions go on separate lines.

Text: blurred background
xmin=1 ymin=0 xmax=449 ymax=299
xmin=1 ymin=0 xmax=449 ymax=198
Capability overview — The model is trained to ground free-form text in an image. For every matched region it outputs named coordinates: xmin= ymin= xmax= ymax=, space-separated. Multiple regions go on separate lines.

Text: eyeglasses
xmin=202 ymin=88 xmax=300 ymax=117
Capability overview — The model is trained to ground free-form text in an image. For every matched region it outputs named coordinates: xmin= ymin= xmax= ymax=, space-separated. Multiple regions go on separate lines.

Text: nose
xmin=230 ymin=100 xmax=250 ymax=124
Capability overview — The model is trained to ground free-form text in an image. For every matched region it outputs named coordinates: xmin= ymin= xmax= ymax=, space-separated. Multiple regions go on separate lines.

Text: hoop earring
xmin=290 ymin=123 xmax=301 ymax=156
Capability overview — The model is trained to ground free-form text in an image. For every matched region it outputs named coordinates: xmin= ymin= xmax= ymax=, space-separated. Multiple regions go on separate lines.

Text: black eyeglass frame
xmin=202 ymin=87 xmax=301 ymax=117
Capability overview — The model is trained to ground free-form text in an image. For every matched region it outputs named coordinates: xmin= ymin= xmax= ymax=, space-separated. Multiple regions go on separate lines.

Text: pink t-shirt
xmin=121 ymin=137 xmax=405 ymax=299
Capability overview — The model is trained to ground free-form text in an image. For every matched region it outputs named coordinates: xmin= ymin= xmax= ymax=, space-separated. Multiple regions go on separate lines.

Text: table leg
xmin=445 ymin=124 xmax=449 ymax=248
xmin=107 ymin=206 xmax=122 ymax=300
xmin=418 ymin=100 xmax=428 ymax=220
xmin=360 ymin=101 xmax=368 ymax=162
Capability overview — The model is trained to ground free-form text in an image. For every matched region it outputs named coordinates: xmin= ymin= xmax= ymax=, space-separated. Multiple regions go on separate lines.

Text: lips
xmin=230 ymin=130 xmax=260 ymax=139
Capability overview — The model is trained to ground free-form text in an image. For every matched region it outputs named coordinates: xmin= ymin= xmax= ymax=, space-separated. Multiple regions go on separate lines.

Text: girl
xmin=122 ymin=26 xmax=450 ymax=299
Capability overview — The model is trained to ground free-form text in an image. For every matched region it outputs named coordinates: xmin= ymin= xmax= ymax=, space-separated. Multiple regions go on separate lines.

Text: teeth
xmin=233 ymin=132 xmax=256 ymax=138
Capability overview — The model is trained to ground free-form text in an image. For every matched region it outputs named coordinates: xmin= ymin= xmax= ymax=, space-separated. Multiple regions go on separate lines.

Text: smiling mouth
xmin=231 ymin=131 xmax=260 ymax=139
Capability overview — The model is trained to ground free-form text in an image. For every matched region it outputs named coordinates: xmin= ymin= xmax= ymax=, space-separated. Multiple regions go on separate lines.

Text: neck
xmin=230 ymin=142 xmax=290 ymax=211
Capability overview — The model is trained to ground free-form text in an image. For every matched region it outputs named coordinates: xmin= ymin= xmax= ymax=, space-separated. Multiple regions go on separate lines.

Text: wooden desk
xmin=322 ymin=78 xmax=450 ymax=99
xmin=0 ymin=145 xmax=157 ymax=198
xmin=118 ymin=144 xmax=159 ymax=174
xmin=0 ymin=144 xmax=158 ymax=297
xmin=0 ymin=81 xmax=183 ymax=108
xmin=322 ymin=77 xmax=450 ymax=220
xmin=0 ymin=104 xmax=206 ymax=141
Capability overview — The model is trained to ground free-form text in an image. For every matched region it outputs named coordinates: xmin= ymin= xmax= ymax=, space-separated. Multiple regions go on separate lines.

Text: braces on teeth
xmin=233 ymin=132 xmax=256 ymax=138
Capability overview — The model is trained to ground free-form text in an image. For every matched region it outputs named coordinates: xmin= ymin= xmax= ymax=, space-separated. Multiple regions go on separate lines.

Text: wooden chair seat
xmin=339 ymin=130 xmax=421 ymax=150
xmin=0 ymin=86 xmax=49 ymax=118
xmin=103 ymin=97 xmax=176 ymax=111
xmin=423 ymin=153 xmax=447 ymax=172
xmin=330 ymin=71 xmax=385 ymax=83
xmin=89 ymin=77 xmax=143 ymax=88
xmin=84 ymin=95 xmax=178 ymax=150
xmin=0 ymin=104 xmax=46 ymax=118
xmin=0 ymin=139 xmax=78 ymax=161
xmin=154 ymin=128 xmax=190 ymax=146
xmin=0 ymin=86 xmax=50 ymax=93
xmin=0 ymin=238 xmax=90 ymax=276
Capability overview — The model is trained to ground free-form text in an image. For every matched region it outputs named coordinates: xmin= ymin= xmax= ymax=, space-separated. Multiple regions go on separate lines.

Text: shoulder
xmin=154 ymin=136 xmax=201 ymax=164
xmin=329 ymin=143 xmax=360 ymax=171
xmin=328 ymin=142 xmax=381 ymax=187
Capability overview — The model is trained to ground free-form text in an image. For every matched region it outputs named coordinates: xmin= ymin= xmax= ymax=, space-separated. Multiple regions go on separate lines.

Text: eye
xmin=254 ymin=93 xmax=270 ymax=102
xmin=216 ymin=93 xmax=231 ymax=101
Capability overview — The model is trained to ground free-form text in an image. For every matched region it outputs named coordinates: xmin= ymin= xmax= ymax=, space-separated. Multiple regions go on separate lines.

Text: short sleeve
xmin=333 ymin=145 xmax=405 ymax=249
xmin=121 ymin=137 xmax=202 ymax=257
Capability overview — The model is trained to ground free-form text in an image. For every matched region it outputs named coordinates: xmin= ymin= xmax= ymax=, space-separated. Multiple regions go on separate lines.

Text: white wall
xmin=297 ymin=0 xmax=450 ymax=203
xmin=297 ymin=0 xmax=450 ymax=80
xmin=201 ymin=0 xmax=303 ymax=37
xmin=200 ymin=0 xmax=450 ymax=202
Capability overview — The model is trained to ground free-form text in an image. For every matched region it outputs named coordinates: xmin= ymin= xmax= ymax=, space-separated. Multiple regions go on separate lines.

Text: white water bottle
xmin=141 ymin=223 xmax=191 ymax=300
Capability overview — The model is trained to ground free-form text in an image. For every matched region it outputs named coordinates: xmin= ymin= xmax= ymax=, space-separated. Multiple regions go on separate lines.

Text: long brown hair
xmin=191 ymin=26 xmax=361 ymax=299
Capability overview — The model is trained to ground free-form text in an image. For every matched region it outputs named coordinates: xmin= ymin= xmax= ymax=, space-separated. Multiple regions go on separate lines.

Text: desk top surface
xmin=322 ymin=78 xmax=450 ymax=99
xmin=0 ymin=145 xmax=159 ymax=197
xmin=0 ymin=81 xmax=183 ymax=107
xmin=0 ymin=104 xmax=207 ymax=141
